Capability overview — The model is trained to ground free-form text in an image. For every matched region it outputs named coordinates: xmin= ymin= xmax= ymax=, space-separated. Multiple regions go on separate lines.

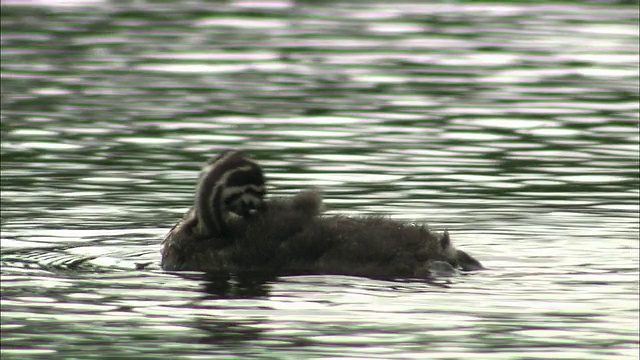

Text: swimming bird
xmin=161 ymin=150 xmax=482 ymax=278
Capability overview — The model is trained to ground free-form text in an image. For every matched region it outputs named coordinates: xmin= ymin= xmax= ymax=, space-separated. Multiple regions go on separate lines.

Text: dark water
xmin=1 ymin=0 xmax=638 ymax=358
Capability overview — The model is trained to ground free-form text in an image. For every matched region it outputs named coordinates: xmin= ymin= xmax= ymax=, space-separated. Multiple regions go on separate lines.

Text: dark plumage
xmin=161 ymin=151 xmax=483 ymax=278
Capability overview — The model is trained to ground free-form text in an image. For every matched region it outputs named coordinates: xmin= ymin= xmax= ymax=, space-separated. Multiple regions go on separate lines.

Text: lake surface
xmin=1 ymin=0 xmax=638 ymax=358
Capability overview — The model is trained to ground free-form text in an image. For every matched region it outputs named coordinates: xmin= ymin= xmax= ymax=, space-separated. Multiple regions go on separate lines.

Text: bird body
xmin=161 ymin=150 xmax=482 ymax=278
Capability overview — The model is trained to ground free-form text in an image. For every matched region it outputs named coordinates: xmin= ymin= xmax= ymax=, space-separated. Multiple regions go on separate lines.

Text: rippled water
xmin=1 ymin=0 xmax=638 ymax=358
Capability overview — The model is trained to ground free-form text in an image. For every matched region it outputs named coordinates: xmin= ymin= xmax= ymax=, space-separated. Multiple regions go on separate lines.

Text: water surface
xmin=1 ymin=0 xmax=638 ymax=359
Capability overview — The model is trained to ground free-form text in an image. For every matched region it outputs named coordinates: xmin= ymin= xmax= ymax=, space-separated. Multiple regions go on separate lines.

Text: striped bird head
xmin=195 ymin=150 xmax=266 ymax=237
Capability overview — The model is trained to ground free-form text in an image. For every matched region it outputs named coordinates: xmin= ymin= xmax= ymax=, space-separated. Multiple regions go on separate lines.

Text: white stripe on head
xmin=195 ymin=151 xmax=243 ymax=235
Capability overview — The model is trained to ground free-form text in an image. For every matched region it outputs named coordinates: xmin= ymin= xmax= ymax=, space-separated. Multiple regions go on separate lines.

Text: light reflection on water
xmin=1 ymin=0 xmax=639 ymax=358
